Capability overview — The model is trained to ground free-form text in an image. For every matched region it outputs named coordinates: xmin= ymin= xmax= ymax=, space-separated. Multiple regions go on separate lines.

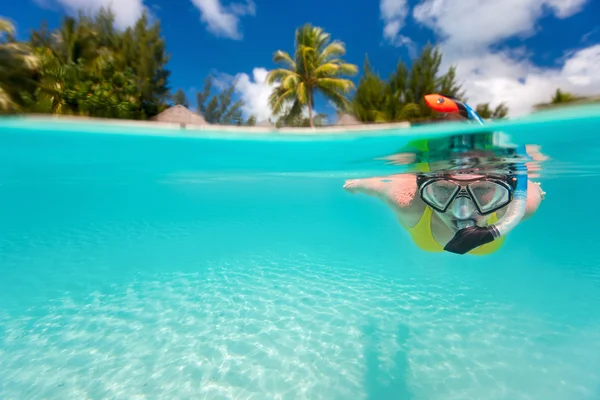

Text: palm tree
xmin=266 ymin=23 xmax=358 ymax=127
xmin=0 ymin=18 xmax=38 ymax=112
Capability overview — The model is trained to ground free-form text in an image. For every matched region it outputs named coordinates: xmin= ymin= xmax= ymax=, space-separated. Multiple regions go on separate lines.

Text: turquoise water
xmin=1 ymin=108 xmax=600 ymax=399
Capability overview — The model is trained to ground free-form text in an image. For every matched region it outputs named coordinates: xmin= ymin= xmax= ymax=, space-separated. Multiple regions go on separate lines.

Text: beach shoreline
xmin=2 ymin=103 xmax=600 ymax=141
xmin=1 ymin=113 xmax=412 ymax=135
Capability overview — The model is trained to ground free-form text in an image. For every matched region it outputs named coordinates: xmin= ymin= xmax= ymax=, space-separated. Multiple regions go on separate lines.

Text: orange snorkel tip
xmin=424 ymin=94 xmax=460 ymax=114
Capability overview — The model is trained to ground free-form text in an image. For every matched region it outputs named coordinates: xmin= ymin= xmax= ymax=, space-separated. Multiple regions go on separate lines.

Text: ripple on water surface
xmin=1 ymin=224 xmax=600 ymax=400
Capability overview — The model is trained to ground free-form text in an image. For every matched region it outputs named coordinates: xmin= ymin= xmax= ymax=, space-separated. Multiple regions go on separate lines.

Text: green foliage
xmin=475 ymin=102 xmax=509 ymax=119
xmin=245 ymin=115 xmax=257 ymax=126
xmin=551 ymin=88 xmax=577 ymax=104
xmin=274 ymin=102 xmax=328 ymax=127
xmin=266 ymin=23 xmax=358 ymax=127
xmin=172 ymin=89 xmax=189 ymax=107
xmin=196 ymin=76 xmax=244 ymax=125
xmin=3 ymin=12 xmax=514 ymax=125
xmin=28 ymin=44 xmax=140 ymax=118
xmin=351 ymin=45 xmax=465 ymax=123
xmin=350 ymin=56 xmax=387 ymax=122
xmin=533 ymin=89 xmax=600 ymax=111
xmin=0 ymin=17 xmax=39 ymax=112
xmin=4 ymin=7 xmax=171 ymax=119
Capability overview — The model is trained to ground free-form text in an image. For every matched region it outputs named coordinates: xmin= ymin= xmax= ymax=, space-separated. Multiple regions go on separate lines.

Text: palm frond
xmin=0 ymin=18 xmax=15 ymax=37
xmin=0 ymin=86 xmax=12 ymax=111
xmin=281 ymin=73 xmax=299 ymax=90
xmin=313 ymin=62 xmax=340 ymax=78
xmin=273 ymin=50 xmax=295 ymax=70
xmin=337 ymin=63 xmax=358 ymax=76
xmin=296 ymin=82 xmax=308 ymax=104
xmin=266 ymin=68 xmax=297 ymax=85
xmin=318 ymin=86 xmax=350 ymax=112
xmin=317 ymin=41 xmax=346 ymax=63
xmin=316 ymin=77 xmax=355 ymax=93
xmin=268 ymin=23 xmax=357 ymax=125
xmin=269 ymin=87 xmax=296 ymax=115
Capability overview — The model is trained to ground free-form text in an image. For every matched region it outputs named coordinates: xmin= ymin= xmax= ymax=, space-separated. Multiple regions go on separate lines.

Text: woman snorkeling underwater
xmin=344 ymin=94 xmax=546 ymax=256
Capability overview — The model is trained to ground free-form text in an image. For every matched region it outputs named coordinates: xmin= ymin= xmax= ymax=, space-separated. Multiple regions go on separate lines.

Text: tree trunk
xmin=307 ymin=89 xmax=314 ymax=127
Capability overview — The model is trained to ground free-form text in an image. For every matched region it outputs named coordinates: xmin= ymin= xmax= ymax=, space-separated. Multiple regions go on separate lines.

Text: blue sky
xmin=3 ymin=0 xmax=600 ymax=120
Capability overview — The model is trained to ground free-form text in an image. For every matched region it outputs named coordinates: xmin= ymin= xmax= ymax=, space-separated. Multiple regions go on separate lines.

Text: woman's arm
xmin=344 ymin=174 xmax=417 ymax=206
xmin=525 ymin=144 xmax=549 ymax=179
xmin=343 ymin=174 xmax=425 ymax=228
xmin=523 ymin=180 xmax=545 ymax=221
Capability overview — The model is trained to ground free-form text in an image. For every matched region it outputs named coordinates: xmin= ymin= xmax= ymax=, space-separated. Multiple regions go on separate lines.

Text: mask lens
xmin=421 ymin=180 xmax=460 ymax=211
xmin=468 ymin=181 xmax=511 ymax=214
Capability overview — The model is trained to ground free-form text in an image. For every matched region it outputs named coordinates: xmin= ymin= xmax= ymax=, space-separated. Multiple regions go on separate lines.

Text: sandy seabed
xmin=1 ymin=222 xmax=599 ymax=400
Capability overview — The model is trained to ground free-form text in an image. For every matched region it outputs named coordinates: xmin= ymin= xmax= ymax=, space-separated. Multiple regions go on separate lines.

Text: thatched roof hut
xmin=256 ymin=120 xmax=275 ymax=128
xmin=151 ymin=105 xmax=208 ymax=126
xmin=335 ymin=113 xmax=361 ymax=126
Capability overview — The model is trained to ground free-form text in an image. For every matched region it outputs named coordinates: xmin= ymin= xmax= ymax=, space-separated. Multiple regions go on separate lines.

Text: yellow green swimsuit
xmin=407 ymin=206 xmax=505 ymax=255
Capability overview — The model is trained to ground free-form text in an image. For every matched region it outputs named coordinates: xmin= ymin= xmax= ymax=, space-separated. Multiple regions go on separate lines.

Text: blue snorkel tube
xmin=442 ymin=99 xmax=529 ymax=255
xmin=483 ymin=145 xmax=529 ymax=240
xmin=462 ymin=101 xmax=485 ymax=125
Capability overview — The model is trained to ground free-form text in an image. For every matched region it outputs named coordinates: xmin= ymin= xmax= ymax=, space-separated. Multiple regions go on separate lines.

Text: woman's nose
xmin=450 ymin=197 xmax=475 ymax=219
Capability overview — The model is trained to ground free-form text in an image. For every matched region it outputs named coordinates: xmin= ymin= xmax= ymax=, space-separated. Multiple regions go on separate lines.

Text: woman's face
xmin=432 ymin=174 xmax=492 ymax=232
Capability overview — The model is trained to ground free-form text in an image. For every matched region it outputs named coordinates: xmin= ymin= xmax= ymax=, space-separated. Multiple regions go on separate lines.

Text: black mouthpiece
xmin=444 ymin=226 xmax=496 ymax=255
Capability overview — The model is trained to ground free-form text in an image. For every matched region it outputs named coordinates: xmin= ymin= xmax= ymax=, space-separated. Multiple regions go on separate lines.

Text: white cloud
xmin=46 ymin=0 xmax=146 ymax=29
xmin=380 ymin=0 xmax=409 ymax=46
xmin=546 ymin=0 xmax=588 ymax=18
xmin=445 ymin=46 xmax=600 ymax=116
xmin=190 ymin=0 xmax=255 ymax=40
xmin=412 ymin=0 xmax=588 ymax=51
xmin=391 ymin=0 xmax=596 ymax=116
xmin=229 ymin=67 xmax=275 ymax=122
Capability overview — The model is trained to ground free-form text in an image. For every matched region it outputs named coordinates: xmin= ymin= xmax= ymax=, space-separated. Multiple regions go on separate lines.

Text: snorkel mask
xmin=420 ymin=94 xmax=529 ymax=255
xmin=418 ymin=174 xmax=516 ymax=219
